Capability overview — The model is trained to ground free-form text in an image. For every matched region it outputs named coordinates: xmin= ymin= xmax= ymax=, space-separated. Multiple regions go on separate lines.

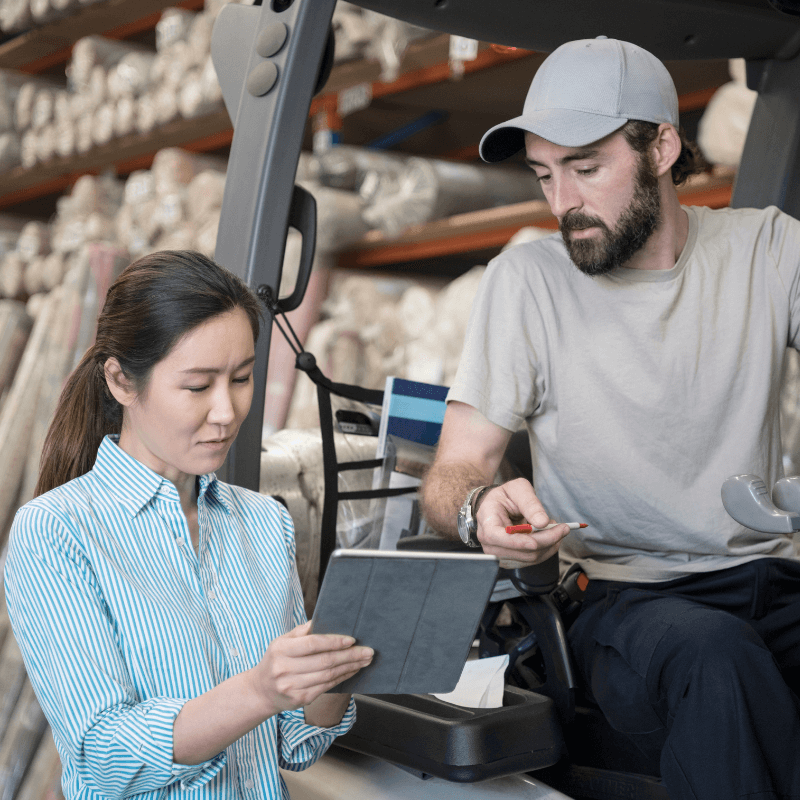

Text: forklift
xmin=209 ymin=1 xmax=800 ymax=797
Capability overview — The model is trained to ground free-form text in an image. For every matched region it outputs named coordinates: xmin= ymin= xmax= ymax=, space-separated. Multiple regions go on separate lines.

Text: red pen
xmin=506 ymin=522 xmax=588 ymax=533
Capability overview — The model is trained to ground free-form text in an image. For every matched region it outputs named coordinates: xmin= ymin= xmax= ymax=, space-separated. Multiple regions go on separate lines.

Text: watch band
xmin=471 ymin=484 xmax=498 ymax=517
xmin=460 ymin=483 xmax=499 ymax=548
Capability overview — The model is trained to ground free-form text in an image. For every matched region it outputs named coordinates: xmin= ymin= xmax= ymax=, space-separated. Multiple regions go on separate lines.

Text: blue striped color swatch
xmin=385 ymin=378 xmax=448 ymax=447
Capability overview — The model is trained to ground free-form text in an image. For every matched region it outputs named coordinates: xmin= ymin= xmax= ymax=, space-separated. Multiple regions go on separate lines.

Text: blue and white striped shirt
xmin=4 ymin=435 xmax=355 ymax=799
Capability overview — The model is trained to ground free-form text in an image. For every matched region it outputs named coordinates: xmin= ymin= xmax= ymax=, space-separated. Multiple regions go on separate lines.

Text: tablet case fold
xmin=311 ymin=550 xmax=498 ymax=695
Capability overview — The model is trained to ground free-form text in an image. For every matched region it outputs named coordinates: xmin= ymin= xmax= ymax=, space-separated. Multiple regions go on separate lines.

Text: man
xmin=420 ymin=37 xmax=800 ymax=799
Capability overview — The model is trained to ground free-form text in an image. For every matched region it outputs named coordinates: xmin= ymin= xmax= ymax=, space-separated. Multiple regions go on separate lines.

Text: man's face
xmin=524 ymin=130 xmax=661 ymax=275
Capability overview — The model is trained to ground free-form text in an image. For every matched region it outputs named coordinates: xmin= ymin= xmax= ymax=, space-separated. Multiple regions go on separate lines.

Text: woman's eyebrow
xmin=180 ymin=355 xmax=256 ymax=374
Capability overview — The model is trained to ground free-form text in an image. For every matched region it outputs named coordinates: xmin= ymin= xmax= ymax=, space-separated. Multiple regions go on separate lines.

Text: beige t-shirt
xmin=448 ymin=205 xmax=800 ymax=582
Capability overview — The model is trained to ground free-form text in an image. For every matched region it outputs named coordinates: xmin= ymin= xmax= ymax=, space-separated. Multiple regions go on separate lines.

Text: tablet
xmin=311 ymin=549 xmax=499 ymax=695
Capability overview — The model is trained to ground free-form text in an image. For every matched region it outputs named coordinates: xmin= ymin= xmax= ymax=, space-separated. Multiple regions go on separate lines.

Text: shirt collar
xmin=92 ymin=435 xmax=232 ymax=518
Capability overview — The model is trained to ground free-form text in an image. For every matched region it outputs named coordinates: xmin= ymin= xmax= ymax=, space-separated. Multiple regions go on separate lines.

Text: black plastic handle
xmin=277 ymin=182 xmax=317 ymax=314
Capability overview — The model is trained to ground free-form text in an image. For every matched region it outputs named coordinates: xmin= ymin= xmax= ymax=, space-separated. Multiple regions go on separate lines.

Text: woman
xmin=4 ymin=251 xmax=372 ymax=798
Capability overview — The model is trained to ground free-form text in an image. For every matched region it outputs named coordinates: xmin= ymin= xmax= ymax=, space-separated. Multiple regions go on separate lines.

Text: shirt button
xmin=230 ymin=648 xmax=239 ymax=658
xmin=244 ymin=779 xmax=254 ymax=790
xmin=208 ymin=590 xmax=216 ymax=601
xmin=175 ymin=536 xmax=184 ymax=546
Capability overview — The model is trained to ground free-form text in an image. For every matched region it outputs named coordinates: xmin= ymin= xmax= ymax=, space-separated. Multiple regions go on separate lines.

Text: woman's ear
xmin=651 ymin=123 xmax=682 ymax=179
xmin=104 ymin=358 xmax=136 ymax=407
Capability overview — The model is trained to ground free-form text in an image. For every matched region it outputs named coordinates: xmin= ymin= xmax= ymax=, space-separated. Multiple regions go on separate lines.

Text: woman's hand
xmin=477 ymin=477 xmax=571 ymax=566
xmin=250 ymin=621 xmax=373 ymax=716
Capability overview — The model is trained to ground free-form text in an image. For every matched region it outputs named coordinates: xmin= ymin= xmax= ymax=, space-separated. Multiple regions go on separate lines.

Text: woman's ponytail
xmin=34 ymin=347 xmax=121 ymax=497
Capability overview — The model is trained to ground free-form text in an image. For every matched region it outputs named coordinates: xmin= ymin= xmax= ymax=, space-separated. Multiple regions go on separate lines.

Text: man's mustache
xmin=560 ymin=213 xmax=609 ymax=235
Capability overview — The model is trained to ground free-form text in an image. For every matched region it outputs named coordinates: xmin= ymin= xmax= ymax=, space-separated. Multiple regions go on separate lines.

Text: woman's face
xmin=112 ymin=307 xmax=256 ymax=482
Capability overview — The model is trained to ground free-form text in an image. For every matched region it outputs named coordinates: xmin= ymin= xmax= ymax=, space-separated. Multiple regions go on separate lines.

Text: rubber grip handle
xmin=721 ymin=474 xmax=800 ymax=533
xmin=772 ymin=476 xmax=800 ymax=514
xmin=276 ymin=183 xmax=316 ymax=314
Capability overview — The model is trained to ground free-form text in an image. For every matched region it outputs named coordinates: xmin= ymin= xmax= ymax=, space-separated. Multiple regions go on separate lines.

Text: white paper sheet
xmin=432 ymin=654 xmax=509 ymax=708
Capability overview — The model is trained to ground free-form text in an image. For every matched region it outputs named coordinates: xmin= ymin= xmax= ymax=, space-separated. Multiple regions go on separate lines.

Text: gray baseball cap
xmin=479 ymin=37 xmax=679 ymax=162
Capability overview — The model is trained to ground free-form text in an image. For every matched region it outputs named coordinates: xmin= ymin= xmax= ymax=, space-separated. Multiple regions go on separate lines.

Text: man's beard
xmin=559 ymin=155 xmax=661 ymax=276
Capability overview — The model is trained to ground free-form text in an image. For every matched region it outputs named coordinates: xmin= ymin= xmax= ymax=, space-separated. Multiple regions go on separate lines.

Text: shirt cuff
xmin=120 ymin=697 xmax=227 ymax=789
xmin=278 ymin=699 xmax=357 ymax=770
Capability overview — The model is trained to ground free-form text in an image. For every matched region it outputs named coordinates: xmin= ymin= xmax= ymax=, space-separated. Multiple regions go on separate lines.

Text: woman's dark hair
xmin=621 ymin=120 xmax=706 ymax=187
xmin=35 ymin=250 xmax=262 ymax=497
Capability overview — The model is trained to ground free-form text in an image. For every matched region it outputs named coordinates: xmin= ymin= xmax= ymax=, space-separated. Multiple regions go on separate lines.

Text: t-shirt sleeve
xmin=769 ymin=207 xmax=800 ymax=350
xmin=447 ymin=250 xmax=547 ymax=432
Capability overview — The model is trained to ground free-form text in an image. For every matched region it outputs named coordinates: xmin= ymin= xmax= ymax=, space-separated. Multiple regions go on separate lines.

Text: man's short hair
xmin=621 ymin=120 xmax=706 ymax=187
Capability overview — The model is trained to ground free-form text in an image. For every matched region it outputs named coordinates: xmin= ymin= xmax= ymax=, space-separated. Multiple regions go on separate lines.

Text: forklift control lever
xmin=721 ymin=474 xmax=800 ymax=533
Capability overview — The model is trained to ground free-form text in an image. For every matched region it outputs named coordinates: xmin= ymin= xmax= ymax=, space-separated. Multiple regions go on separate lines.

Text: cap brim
xmin=480 ymin=110 xmax=628 ymax=162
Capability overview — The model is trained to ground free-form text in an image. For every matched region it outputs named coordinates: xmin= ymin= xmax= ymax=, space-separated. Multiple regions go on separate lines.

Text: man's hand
xmin=476 ymin=478 xmax=571 ymax=565
xmin=250 ymin=622 xmax=373 ymax=716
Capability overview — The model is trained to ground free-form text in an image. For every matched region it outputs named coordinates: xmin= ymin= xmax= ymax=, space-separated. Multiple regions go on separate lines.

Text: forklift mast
xmin=211 ymin=0 xmax=800 ymax=491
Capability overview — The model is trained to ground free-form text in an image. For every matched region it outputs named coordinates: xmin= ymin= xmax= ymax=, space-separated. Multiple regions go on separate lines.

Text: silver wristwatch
xmin=457 ymin=485 xmax=496 ymax=548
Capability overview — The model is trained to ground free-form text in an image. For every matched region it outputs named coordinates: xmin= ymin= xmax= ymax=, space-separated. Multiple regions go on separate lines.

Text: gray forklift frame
xmin=211 ymin=0 xmax=800 ymax=492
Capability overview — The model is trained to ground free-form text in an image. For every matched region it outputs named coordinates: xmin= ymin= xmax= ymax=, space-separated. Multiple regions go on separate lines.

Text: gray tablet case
xmin=311 ymin=549 xmax=499 ymax=695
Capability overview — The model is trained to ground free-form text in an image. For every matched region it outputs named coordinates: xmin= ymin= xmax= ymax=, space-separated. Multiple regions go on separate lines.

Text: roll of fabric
xmin=16 ymin=221 xmax=49 ymax=262
xmin=68 ymin=36 xmax=145 ymax=94
xmin=315 ymin=145 xmax=408 ymax=192
xmin=14 ymin=729 xmax=62 ymax=800
xmin=186 ymin=169 xmax=226 ymax=221
xmin=74 ymin=109 xmax=94 ymax=153
xmin=155 ymin=7 xmax=196 ymax=53
xmin=187 ymin=12 xmax=214 ymax=67
xmin=30 ymin=0 xmax=60 ymax=24
xmin=153 ymin=82 xmax=180 ymax=126
xmin=22 ymin=257 xmax=46 ymax=296
xmin=54 ymin=118 xmax=75 ymax=158
xmin=40 ymin=251 xmax=65 ymax=291
xmin=0 ymin=679 xmax=48 ymax=800
xmin=0 ymin=71 xmax=29 ymax=134
xmin=15 ymin=77 xmax=61 ymax=133
xmin=91 ymin=102 xmax=115 ymax=146
xmin=151 ymin=147 xmax=225 ymax=195
xmin=135 ymin=91 xmax=158 ymax=135
xmin=0 ymin=300 xmax=32 ymax=403
xmin=106 ymin=51 xmax=156 ymax=100
xmin=0 ymin=131 xmax=20 ymax=171
xmin=364 ymin=156 xmax=545 ymax=237
xmin=113 ymin=94 xmax=137 ymax=138
xmin=0 ymin=252 xmax=24 ymax=299
xmin=0 ymin=0 xmax=32 ymax=33
xmin=0 ymin=633 xmax=26 ymax=741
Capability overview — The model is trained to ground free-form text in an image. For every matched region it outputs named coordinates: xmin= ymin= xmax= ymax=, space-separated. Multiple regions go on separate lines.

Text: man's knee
xmin=651 ymin=605 xmax=772 ymax=708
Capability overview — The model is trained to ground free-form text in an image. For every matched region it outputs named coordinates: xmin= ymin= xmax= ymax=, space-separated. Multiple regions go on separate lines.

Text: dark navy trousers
xmin=567 ymin=557 xmax=800 ymax=800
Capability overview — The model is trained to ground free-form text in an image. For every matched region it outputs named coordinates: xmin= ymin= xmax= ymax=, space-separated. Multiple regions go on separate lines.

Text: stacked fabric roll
xmin=0 ymin=0 xmax=89 ymax=34
xmin=0 ymin=239 xmax=127 ymax=800
xmin=7 ymin=2 xmax=228 ymax=171
xmin=332 ymin=0 xmax=436 ymax=82
xmin=113 ymin=147 xmax=225 ymax=259
xmin=0 ymin=172 xmax=122 ymax=302
xmin=0 ymin=0 xmax=443 ymax=172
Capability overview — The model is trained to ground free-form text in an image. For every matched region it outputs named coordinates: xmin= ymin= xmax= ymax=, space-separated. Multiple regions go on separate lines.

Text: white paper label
xmin=449 ymin=36 xmax=479 ymax=62
xmin=338 ymin=83 xmax=373 ymax=117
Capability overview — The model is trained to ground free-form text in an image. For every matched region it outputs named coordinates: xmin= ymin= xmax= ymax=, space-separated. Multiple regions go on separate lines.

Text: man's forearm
xmin=420 ymin=461 xmax=491 ymax=538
